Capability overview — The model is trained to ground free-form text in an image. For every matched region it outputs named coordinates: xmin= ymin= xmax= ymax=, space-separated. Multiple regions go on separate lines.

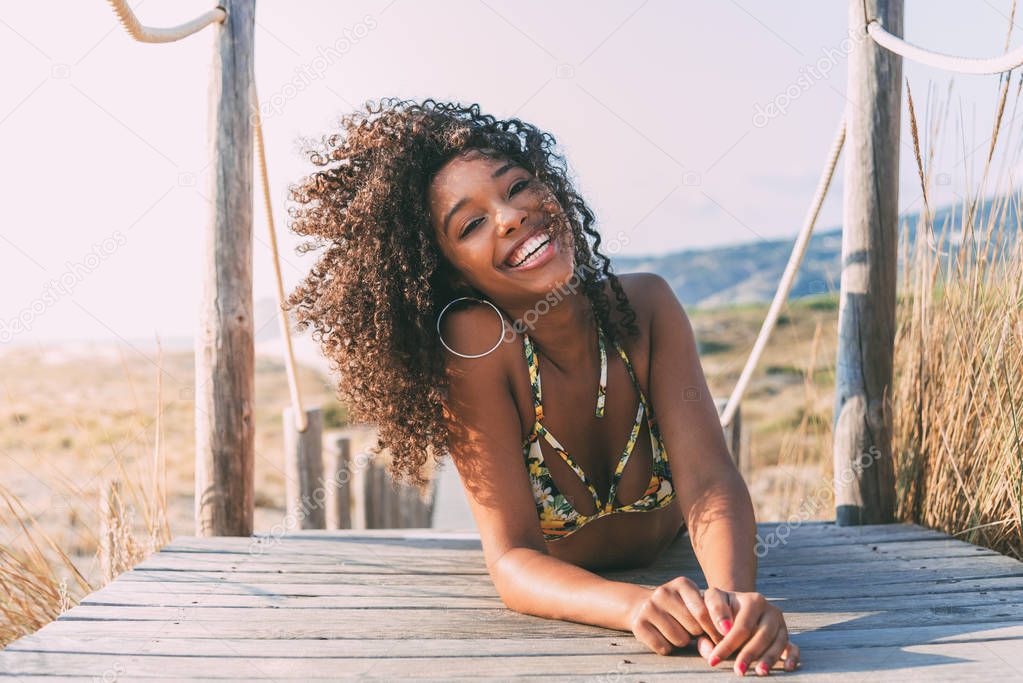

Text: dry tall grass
xmin=0 ymin=341 xmax=172 ymax=648
xmin=893 ymin=77 xmax=1023 ymax=559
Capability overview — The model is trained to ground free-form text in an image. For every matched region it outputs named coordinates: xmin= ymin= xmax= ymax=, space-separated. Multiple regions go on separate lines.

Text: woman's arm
xmin=641 ymin=274 xmax=758 ymax=592
xmin=639 ymin=274 xmax=801 ymax=673
xmin=440 ymin=304 xmax=651 ymax=630
xmin=490 ymin=547 xmax=650 ymax=630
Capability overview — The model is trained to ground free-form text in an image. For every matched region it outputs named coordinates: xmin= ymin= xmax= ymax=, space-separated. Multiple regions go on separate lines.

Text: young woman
xmin=287 ymin=98 xmax=800 ymax=676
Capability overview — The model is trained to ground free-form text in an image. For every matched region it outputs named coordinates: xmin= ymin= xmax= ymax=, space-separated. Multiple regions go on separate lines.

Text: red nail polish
xmin=720 ymin=619 xmax=732 ymax=634
xmin=709 ymin=655 xmax=721 ymax=667
xmin=737 ymin=661 xmax=748 ymax=675
xmin=757 ymin=662 xmax=768 ymax=675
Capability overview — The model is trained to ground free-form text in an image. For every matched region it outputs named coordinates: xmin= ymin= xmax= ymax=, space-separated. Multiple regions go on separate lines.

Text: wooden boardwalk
xmin=1 ymin=521 xmax=1022 ymax=680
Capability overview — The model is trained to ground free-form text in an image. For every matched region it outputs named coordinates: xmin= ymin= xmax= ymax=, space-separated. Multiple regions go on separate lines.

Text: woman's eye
xmin=461 ymin=218 xmax=484 ymax=237
xmin=459 ymin=180 xmax=530 ymax=238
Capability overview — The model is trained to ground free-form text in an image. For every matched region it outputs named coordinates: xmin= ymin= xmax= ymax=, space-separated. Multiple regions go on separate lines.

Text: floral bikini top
xmin=521 ymin=319 xmax=678 ymax=542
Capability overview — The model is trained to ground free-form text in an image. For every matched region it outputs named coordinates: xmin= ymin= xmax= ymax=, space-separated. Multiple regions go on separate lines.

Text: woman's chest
xmin=514 ymin=331 xmax=657 ymax=498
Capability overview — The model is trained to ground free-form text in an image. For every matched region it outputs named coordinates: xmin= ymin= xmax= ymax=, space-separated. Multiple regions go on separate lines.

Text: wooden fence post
xmin=283 ymin=406 xmax=325 ymax=529
xmin=195 ymin=0 xmax=256 ymax=537
xmin=326 ymin=436 xmax=353 ymax=529
xmin=834 ymin=0 xmax=902 ymax=525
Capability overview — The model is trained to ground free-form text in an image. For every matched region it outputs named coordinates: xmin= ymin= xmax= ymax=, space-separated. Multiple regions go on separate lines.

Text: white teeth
xmin=508 ymin=231 xmax=551 ymax=268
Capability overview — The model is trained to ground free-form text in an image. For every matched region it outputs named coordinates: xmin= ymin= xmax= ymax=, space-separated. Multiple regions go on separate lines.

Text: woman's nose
xmin=497 ymin=209 xmax=528 ymax=237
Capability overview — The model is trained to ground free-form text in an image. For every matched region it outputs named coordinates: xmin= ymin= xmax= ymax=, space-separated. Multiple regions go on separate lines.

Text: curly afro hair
xmin=285 ymin=97 xmax=639 ymax=493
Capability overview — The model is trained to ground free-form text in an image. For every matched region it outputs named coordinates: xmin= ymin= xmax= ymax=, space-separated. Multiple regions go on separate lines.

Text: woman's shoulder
xmin=601 ymin=271 xmax=672 ymax=328
xmin=437 ymin=299 xmax=526 ymax=391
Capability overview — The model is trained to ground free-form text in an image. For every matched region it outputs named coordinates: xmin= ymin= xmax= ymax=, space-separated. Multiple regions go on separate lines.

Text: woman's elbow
xmin=488 ymin=545 xmax=546 ymax=614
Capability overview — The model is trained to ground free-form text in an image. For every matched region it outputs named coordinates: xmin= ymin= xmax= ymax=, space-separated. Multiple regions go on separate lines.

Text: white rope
xmin=106 ymin=0 xmax=226 ymax=43
xmin=718 ymin=115 xmax=846 ymax=429
xmin=867 ymin=19 xmax=1023 ymax=75
xmin=104 ymin=0 xmax=308 ymax=433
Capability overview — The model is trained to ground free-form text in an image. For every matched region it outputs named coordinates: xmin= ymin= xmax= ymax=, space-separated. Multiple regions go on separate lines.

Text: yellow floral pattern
xmin=521 ymin=320 xmax=678 ymax=543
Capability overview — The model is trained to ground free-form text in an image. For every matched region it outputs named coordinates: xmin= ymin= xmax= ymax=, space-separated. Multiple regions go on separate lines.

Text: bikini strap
xmin=595 ymin=324 xmax=608 ymax=418
xmin=522 ymin=333 xmax=545 ymax=432
xmin=611 ymin=335 xmax=648 ymax=411
xmin=523 ymin=320 xmax=609 ymax=424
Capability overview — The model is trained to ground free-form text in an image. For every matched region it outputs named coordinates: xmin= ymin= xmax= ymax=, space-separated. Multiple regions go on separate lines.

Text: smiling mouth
xmin=505 ymin=226 xmax=554 ymax=269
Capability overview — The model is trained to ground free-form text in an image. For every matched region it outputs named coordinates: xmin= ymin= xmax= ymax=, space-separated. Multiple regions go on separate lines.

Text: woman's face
xmin=429 ymin=150 xmax=575 ymax=304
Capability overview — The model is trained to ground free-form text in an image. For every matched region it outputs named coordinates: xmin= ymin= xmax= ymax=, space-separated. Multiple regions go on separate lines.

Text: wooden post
xmin=372 ymin=462 xmax=386 ymax=528
xmin=834 ymin=0 xmax=902 ymax=525
xmin=195 ymin=0 xmax=257 ymax=537
xmin=361 ymin=459 xmax=377 ymax=529
xmin=352 ymin=449 xmax=368 ymax=530
xmin=283 ymin=407 xmax=325 ymax=529
xmin=326 ymin=436 xmax=353 ymax=529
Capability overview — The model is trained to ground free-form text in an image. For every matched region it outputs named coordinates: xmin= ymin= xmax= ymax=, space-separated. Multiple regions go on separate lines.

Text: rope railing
xmin=720 ymin=14 xmax=1023 ymax=427
xmin=106 ymin=0 xmax=226 ymax=43
xmin=101 ymin=1 xmax=1020 ymax=438
xmin=866 ymin=18 xmax=1023 ymax=75
xmin=718 ymin=116 xmax=846 ymax=429
xmin=105 ymin=0 xmax=310 ymax=432
xmin=251 ymin=82 xmax=309 ymax=433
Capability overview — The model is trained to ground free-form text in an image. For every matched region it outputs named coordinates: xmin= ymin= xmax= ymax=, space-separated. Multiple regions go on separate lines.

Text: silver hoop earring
xmin=436 ymin=296 xmax=506 ymax=359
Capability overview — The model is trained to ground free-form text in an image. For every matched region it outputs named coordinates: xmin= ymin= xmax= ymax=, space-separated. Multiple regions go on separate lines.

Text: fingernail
xmin=757 ymin=662 xmax=769 ymax=676
xmin=737 ymin=661 xmax=748 ymax=675
xmin=709 ymin=655 xmax=721 ymax=667
xmin=720 ymin=619 xmax=732 ymax=634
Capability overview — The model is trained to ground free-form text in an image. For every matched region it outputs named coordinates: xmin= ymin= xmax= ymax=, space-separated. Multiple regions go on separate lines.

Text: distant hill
xmin=610 ymin=194 xmax=1019 ymax=309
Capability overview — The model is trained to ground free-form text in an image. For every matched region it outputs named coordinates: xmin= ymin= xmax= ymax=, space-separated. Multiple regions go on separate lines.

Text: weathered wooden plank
xmin=141 ymin=539 xmax=1001 ymax=571
xmin=76 ymin=587 xmax=1023 ymax=617
xmin=56 ymin=600 xmax=1023 ymax=636
xmin=9 ymin=622 xmax=1023 ymax=657
xmin=3 ymin=637 xmax=1023 ymax=679
xmin=82 ymin=572 xmax=1023 ymax=602
xmin=120 ymin=553 xmax=1023 ymax=584
xmin=97 ymin=535 xmax=1009 ymax=563
xmin=166 ymin=521 xmax=949 ymax=546
xmin=159 ymin=531 xmax=978 ymax=555
xmin=4 ymin=524 xmax=1022 ymax=681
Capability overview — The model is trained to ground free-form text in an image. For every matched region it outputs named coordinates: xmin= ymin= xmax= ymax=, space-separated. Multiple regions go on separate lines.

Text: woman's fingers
xmin=654 ymin=583 xmax=709 ymax=641
xmin=632 ymin=616 xmax=676 ymax=656
xmin=732 ymin=612 xmax=777 ymax=676
xmin=666 ymin=579 xmax=722 ymax=644
xmin=781 ymin=640 xmax=801 ymax=671
xmin=702 ymin=587 xmax=735 ymax=640
xmin=750 ymin=620 xmax=789 ymax=675
xmin=706 ymin=592 xmax=765 ymax=666
xmin=644 ymin=601 xmax=693 ymax=651
xmin=695 ymin=634 xmax=716 ymax=663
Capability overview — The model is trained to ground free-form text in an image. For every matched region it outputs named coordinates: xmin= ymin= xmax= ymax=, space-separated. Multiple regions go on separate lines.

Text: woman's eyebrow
xmin=443 ymin=161 xmax=520 ymax=236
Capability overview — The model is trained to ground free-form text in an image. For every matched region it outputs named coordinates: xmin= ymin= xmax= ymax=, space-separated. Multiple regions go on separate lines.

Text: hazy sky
xmin=1 ymin=0 xmax=1020 ymax=344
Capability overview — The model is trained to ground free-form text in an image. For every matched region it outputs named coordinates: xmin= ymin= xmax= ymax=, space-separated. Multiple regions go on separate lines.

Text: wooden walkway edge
xmin=2 ymin=521 xmax=1022 ymax=680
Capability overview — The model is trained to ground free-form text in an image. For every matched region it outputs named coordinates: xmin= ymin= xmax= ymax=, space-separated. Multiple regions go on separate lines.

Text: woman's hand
xmin=698 ymin=587 xmax=800 ymax=675
xmin=627 ymin=576 xmax=723 ymax=656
